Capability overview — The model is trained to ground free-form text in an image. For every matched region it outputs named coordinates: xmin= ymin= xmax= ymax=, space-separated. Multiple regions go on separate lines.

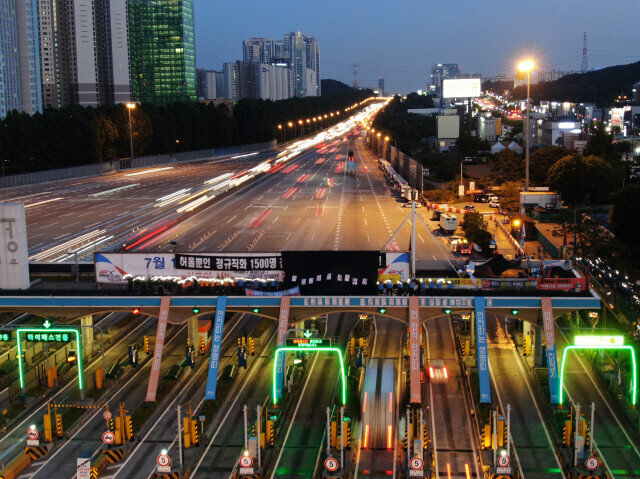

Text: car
xmin=497 ymin=208 xmax=508 ymax=215
xmin=489 ymin=200 xmax=500 ymax=208
xmin=463 ymin=205 xmax=476 ymax=212
xmin=488 ymin=195 xmax=499 ymax=203
xmin=447 ymin=235 xmax=462 ymax=248
xmin=428 ymin=359 xmax=448 ymax=382
xmin=457 ymin=240 xmax=473 ymax=255
xmin=474 ymin=194 xmax=489 ymax=203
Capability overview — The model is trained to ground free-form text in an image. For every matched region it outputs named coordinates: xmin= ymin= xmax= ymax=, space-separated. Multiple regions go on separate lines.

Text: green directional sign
xmin=303 ymin=330 xmax=313 ymax=339
xmin=43 ymin=319 xmax=52 ymax=329
xmin=0 ymin=332 xmax=10 ymax=341
xmin=285 ymin=338 xmax=330 ymax=348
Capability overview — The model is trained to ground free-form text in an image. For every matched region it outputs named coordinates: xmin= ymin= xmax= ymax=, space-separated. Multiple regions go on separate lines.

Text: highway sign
xmin=497 ymin=455 xmax=510 ymax=467
xmin=239 ymin=455 xmax=253 ymax=468
xmin=324 ymin=457 xmax=339 ymax=472
xmin=410 ymin=457 xmax=423 ymax=470
xmin=27 ymin=428 xmax=39 ymax=440
xmin=157 ymin=453 xmax=171 ymax=471
xmin=103 ymin=410 xmax=112 ymax=421
xmin=102 ymin=431 xmax=115 ymax=444
xmin=285 ymin=337 xmax=330 ymax=348
xmin=585 ymin=456 xmax=599 ymax=471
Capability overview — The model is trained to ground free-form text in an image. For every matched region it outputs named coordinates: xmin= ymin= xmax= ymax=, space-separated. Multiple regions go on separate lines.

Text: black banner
xmin=175 ymin=254 xmax=282 ymax=271
xmin=282 ymin=251 xmax=379 ymax=295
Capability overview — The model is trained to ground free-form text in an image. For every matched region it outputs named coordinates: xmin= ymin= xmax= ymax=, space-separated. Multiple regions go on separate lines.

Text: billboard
xmin=437 ymin=115 xmax=460 ymax=139
xmin=94 ymin=252 xmax=284 ymax=284
xmin=442 ymin=78 xmax=481 ymax=98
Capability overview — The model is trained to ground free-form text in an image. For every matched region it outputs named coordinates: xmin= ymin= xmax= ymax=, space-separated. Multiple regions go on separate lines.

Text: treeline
xmin=0 ymin=80 xmax=371 ymax=175
xmin=484 ymin=60 xmax=640 ymax=105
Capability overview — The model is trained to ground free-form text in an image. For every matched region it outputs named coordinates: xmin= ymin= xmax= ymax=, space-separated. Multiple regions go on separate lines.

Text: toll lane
xmin=487 ymin=314 xmax=565 ymax=478
xmin=425 ymin=315 xmax=480 ymax=478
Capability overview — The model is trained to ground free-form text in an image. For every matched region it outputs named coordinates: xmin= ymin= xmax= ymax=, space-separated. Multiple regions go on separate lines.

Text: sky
xmin=194 ymin=0 xmax=640 ymax=94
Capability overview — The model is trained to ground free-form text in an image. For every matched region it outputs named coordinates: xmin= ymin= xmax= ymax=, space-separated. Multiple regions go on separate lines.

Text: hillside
xmin=484 ymin=61 xmax=640 ymax=106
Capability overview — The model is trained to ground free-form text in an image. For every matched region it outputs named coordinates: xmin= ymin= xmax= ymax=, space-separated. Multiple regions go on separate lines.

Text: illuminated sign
xmin=442 ymin=79 xmax=481 ymax=98
xmin=25 ymin=332 xmax=71 ymax=343
xmin=17 ymin=328 xmax=83 ymax=392
xmin=558 ymin=122 xmax=577 ymax=129
xmin=285 ymin=338 xmax=330 ymax=348
xmin=273 ymin=346 xmax=345 ymax=405
xmin=0 ymin=332 xmax=10 ymax=341
xmin=574 ymin=335 xmax=623 ymax=347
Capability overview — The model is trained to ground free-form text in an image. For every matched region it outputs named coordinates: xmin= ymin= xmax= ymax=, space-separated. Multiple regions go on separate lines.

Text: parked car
xmin=489 ymin=200 xmax=500 ymax=208
xmin=463 ymin=205 xmax=476 ymax=212
xmin=474 ymin=194 xmax=489 ymax=203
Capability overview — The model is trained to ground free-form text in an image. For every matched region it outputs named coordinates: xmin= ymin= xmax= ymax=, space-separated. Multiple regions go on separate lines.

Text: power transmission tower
xmin=581 ymin=32 xmax=589 ymax=73
xmin=352 ymin=62 xmax=359 ymax=89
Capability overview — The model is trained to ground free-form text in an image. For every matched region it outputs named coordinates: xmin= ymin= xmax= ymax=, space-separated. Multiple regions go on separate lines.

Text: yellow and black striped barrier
xmin=155 ymin=472 xmax=180 ymax=479
xmin=103 ymin=447 xmax=125 ymax=463
xmin=90 ymin=453 xmax=110 ymax=479
xmin=24 ymin=445 xmax=48 ymax=460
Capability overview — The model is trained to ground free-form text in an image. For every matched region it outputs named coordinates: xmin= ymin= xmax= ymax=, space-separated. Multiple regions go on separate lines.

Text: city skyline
xmin=194 ymin=0 xmax=640 ymax=94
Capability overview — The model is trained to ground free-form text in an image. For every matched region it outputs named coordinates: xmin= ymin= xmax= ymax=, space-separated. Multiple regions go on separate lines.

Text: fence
xmin=0 ymin=140 xmax=276 ymax=189
xmin=367 ymin=132 xmax=423 ymax=196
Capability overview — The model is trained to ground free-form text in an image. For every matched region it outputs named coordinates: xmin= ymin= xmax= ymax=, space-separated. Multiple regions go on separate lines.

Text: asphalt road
xmin=269 ymin=313 xmax=354 ymax=478
xmin=487 ymin=313 xmax=565 ymax=478
xmin=16 ymin=124 xmax=455 ymax=263
xmin=424 ymin=315 xmax=481 ymax=479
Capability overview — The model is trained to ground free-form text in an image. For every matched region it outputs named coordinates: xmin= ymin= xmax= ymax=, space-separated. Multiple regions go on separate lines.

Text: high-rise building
xmin=0 ymin=0 xmax=42 ymax=118
xmin=284 ymin=31 xmax=320 ymax=97
xmin=430 ymin=63 xmax=461 ymax=96
xmin=197 ymin=68 xmax=224 ymax=99
xmin=378 ymin=77 xmax=384 ymax=96
xmin=38 ymin=0 xmax=130 ymax=109
xmin=128 ymin=0 xmax=197 ymax=105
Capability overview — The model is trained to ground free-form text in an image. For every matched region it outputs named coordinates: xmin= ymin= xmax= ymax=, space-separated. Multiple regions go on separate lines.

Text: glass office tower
xmin=128 ymin=0 xmax=196 ymax=105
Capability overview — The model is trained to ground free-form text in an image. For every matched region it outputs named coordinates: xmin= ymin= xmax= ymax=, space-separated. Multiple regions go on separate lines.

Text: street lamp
xmin=278 ymin=124 xmax=283 ymax=143
xmin=298 ymin=119 xmax=303 ymax=137
xmin=518 ymin=60 xmax=534 ymax=192
xmin=126 ymin=102 xmax=136 ymax=159
xmin=288 ymin=121 xmax=294 ymax=139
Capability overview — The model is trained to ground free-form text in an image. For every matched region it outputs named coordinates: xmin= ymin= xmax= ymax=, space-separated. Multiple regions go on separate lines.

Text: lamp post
xmin=277 ymin=124 xmax=283 ymax=143
xmin=288 ymin=121 xmax=294 ymax=140
xmin=126 ymin=102 xmax=136 ymax=159
xmin=298 ymin=119 xmax=303 ymax=138
xmin=518 ymin=60 xmax=534 ymax=192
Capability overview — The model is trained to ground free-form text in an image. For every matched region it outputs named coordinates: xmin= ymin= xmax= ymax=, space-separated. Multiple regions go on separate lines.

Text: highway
xmin=15 ymin=115 xmax=454 ymax=263
xmin=0 ymin=314 xmax=157 ymax=468
xmin=487 ymin=313 xmax=565 ymax=479
xmin=557 ymin=327 xmax=640 ymax=478
xmin=111 ymin=313 xmax=261 ymax=479
xmin=268 ymin=313 xmax=354 ymax=478
xmin=354 ymin=316 xmax=403 ymax=478
xmin=425 ymin=315 xmax=480 ymax=478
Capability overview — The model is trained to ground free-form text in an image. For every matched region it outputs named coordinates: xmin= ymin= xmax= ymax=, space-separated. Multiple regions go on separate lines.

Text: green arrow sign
xmin=43 ymin=320 xmax=52 ymax=329
xmin=304 ymin=330 xmax=313 ymax=339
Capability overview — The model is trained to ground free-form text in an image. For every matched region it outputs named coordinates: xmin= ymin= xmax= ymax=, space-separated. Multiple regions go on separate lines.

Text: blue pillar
xmin=474 ymin=297 xmax=492 ymax=403
xmin=204 ymin=296 xmax=226 ymax=400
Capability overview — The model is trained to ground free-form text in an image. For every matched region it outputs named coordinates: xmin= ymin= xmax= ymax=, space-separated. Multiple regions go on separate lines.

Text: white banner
xmin=95 ymin=252 xmax=284 ymax=284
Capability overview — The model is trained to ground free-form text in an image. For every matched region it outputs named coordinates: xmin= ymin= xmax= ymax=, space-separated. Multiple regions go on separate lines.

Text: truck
xmin=347 ymin=144 xmax=355 ymax=174
xmin=439 ymin=213 xmax=458 ymax=234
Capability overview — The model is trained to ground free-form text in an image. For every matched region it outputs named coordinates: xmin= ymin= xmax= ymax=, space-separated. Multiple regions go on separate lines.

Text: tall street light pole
xmin=126 ymin=102 xmax=136 ymax=159
xmin=518 ymin=60 xmax=534 ymax=192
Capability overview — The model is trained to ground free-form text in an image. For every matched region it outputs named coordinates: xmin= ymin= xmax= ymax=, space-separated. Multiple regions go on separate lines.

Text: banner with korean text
xmin=541 ymin=297 xmax=560 ymax=404
xmin=205 ymin=296 xmax=227 ymax=400
xmin=275 ymin=296 xmax=290 ymax=400
xmin=145 ymin=296 xmax=170 ymax=402
xmin=474 ymin=297 xmax=492 ymax=403
xmin=409 ymin=296 xmax=421 ymax=403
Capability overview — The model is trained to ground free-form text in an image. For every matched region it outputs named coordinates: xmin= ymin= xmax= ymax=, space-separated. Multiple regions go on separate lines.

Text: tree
xmin=462 ymin=212 xmax=484 ymax=239
xmin=456 ymin=133 xmax=490 ymax=158
xmin=610 ymin=184 xmax=640 ymax=246
xmin=498 ymin=181 xmax=524 ymax=212
xmin=488 ymin=149 xmax=524 ymax=184
xmin=529 ymin=146 xmax=570 ymax=186
xmin=547 ymin=154 xmax=619 ymax=204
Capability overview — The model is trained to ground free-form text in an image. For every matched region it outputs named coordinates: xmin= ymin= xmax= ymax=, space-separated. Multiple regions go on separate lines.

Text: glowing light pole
xmin=518 ymin=60 xmax=534 ymax=191
xmin=126 ymin=102 xmax=136 ymax=159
